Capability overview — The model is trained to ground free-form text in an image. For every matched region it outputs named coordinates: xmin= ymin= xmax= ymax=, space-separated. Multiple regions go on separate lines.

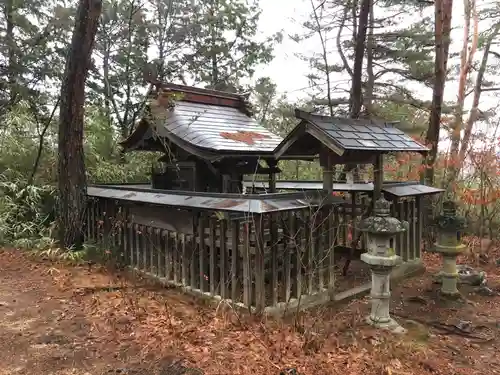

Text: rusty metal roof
xmin=243 ymin=180 xmax=375 ymax=192
xmin=155 ymin=101 xmax=282 ymax=152
xmin=242 ymin=180 xmax=443 ymax=197
xmin=381 ymin=182 xmax=443 ymax=197
xmin=87 ymin=185 xmax=333 ymax=213
xmin=120 ymin=84 xmax=285 ymax=156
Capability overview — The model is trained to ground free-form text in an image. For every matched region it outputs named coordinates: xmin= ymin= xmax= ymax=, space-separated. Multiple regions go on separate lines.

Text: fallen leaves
xmin=1 ymin=248 xmax=500 ymax=375
xmin=219 ymin=130 xmax=270 ymax=145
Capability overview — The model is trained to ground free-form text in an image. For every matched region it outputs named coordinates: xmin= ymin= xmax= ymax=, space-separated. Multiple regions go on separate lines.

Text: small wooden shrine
xmin=120 ymin=83 xmax=293 ymax=193
xmin=85 ymin=84 xmax=443 ymax=314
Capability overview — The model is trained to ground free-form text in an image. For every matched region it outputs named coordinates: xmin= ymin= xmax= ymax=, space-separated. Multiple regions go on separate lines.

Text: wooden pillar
xmin=234 ymin=173 xmax=243 ymax=194
xmin=416 ymin=195 xmax=424 ymax=259
xmin=320 ymin=147 xmax=336 ymax=294
xmin=320 ymin=148 xmax=334 ymax=193
xmin=267 ymin=159 xmax=278 ymax=193
xmin=222 ymin=174 xmax=231 ymax=193
xmin=373 ymin=154 xmax=384 ymax=203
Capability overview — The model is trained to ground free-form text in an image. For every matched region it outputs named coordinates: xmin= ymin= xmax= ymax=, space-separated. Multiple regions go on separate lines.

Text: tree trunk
xmin=341 ymin=0 xmax=370 ymax=181
xmin=422 ymin=0 xmax=453 ymax=250
xmin=364 ymin=4 xmax=375 ymax=115
xmin=457 ymin=23 xmax=500 ymax=169
xmin=4 ymin=0 xmax=17 ymax=108
xmin=336 ymin=6 xmax=353 ymax=77
xmin=102 ymin=39 xmax=114 ymax=160
xmin=349 ymin=0 xmax=371 ymax=118
xmin=445 ymin=0 xmax=478 ymax=189
xmin=209 ymin=1 xmax=219 ymax=89
xmin=424 ymin=0 xmax=453 ymax=186
xmin=57 ymin=0 xmax=102 ymax=249
xmin=310 ymin=0 xmax=333 ymax=116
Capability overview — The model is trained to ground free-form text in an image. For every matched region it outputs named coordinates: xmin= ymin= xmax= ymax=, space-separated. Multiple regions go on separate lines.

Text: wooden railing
xmin=85 ymin=189 xmax=423 ymax=312
xmin=392 ymin=196 xmax=423 ymax=261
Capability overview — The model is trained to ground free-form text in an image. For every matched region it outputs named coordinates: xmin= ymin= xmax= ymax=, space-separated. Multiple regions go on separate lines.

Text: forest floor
xmin=0 ymin=248 xmax=500 ymax=375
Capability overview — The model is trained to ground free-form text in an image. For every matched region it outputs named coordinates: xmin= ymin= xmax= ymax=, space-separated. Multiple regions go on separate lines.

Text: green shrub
xmin=0 ymin=177 xmax=57 ymax=249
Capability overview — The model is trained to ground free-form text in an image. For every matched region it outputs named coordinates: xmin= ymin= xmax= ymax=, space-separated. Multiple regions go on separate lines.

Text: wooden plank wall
xmin=391 ymin=196 xmax=422 ymax=261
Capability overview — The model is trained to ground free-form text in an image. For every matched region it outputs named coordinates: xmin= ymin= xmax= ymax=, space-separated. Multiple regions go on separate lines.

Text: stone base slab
xmin=365 ymin=315 xmax=406 ymax=334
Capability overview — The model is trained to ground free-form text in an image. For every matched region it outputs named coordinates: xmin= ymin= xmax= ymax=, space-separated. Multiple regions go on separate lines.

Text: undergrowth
xmin=0 ymin=176 xmax=124 ymax=268
xmin=0 ymin=175 xmax=56 ymax=249
xmin=36 ymin=241 xmax=126 ymax=269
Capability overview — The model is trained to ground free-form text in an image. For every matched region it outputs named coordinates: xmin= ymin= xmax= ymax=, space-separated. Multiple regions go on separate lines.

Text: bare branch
xmin=28 ymin=97 xmax=61 ymax=186
xmin=336 ymin=6 xmax=353 ymax=77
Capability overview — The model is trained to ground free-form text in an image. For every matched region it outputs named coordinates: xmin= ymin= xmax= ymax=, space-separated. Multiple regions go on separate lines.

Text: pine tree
xmin=296 ymin=0 xmax=437 ymax=121
xmin=183 ymin=0 xmax=281 ymax=91
xmin=90 ymin=0 xmax=150 ymax=138
xmin=58 ymin=0 xmax=102 ymax=249
xmin=0 ymin=0 xmax=73 ymax=115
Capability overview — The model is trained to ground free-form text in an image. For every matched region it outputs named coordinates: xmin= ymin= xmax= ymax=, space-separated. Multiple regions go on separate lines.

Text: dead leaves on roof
xmin=220 ymin=130 xmax=270 ymax=145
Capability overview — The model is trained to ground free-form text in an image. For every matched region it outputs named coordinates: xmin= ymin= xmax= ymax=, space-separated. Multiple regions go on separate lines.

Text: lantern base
xmin=361 ymin=253 xmax=401 ymax=267
xmin=437 ymin=289 xmax=466 ymax=302
xmin=365 ymin=315 xmax=406 ymax=334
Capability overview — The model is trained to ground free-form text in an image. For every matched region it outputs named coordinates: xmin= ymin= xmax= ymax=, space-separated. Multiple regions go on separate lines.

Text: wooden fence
xmin=85 ymin=191 xmax=423 ymax=312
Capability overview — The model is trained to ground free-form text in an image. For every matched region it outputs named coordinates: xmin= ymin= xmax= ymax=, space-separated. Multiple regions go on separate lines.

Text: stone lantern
xmin=434 ymin=200 xmax=466 ymax=297
xmin=359 ymin=196 xmax=407 ymax=333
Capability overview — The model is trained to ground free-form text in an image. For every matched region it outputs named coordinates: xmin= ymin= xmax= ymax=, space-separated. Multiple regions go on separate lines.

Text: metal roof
xmin=243 ymin=180 xmax=375 ymax=192
xmin=149 ymin=101 xmax=282 ymax=153
xmin=311 ymin=118 xmax=427 ymax=152
xmin=120 ymin=83 xmax=286 ymax=157
xmin=382 ymin=183 xmax=443 ymax=197
xmin=87 ymin=185 xmax=332 ymax=214
xmin=242 ymin=180 xmax=443 ymax=197
xmin=274 ymin=110 xmax=429 ymax=159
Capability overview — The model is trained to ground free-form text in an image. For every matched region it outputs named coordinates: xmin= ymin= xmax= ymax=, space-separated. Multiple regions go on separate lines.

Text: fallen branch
xmin=391 ymin=311 xmax=494 ymax=342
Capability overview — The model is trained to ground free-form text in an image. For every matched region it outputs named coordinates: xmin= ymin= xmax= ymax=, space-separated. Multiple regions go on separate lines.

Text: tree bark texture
xmin=341 ymin=0 xmax=370 ymax=181
xmin=310 ymin=0 xmax=334 ymax=116
xmin=446 ymin=0 xmax=478 ymax=189
xmin=364 ymin=4 xmax=375 ymax=115
xmin=458 ymin=24 xmax=500 ymax=168
xmin=349 ymin=0 xmax=371 ymax=118
xmin=424 ymin=0 xmax=453 ymax=186
xmin=5 ymin=0 xmax=15 ymax=103
xmin=57 ymin=0 xmax=102 ymax=249
xmin=421 ymin=0 xmax=453 ymax=250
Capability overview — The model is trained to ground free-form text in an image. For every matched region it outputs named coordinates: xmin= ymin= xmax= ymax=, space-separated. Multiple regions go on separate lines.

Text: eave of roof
xmin=241 ymin=180 xmax=444 ymax=197
xmin=87 ymin=184 xmax=332 ymax=213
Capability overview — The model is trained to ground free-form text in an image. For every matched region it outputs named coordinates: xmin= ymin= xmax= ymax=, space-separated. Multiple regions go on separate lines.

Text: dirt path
xmin=0 ymin=251 xmax=104 ymax=375
xmin=0 ymin=248 xmax=500 ymax=375
xmin=0 ymin=250 xmax=185 ymax=375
